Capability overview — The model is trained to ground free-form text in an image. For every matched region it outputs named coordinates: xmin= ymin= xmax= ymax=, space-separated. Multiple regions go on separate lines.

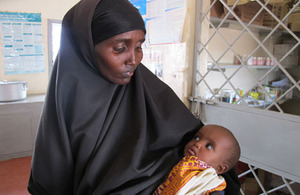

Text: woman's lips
xmin=123 ymin=71 xmax=134 ymax=77
xmin=126 ymin=71 xmax=134 ymax=77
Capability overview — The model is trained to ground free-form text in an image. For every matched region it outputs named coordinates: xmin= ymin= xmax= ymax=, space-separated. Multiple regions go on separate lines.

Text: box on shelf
xmin=264 ymin=0 xmax=293 ymax=4
xmin=263 ymin=1 xmax=291 ymax=28
xmin=288 ymin=12 xmax=300 ymax=23
xmin=274 ymin=55 xmax=299 ymax=66
xmin=210 ymin=0 xmax=224 ymax=18
xmin=263 ymin=12 xmax=277 ymax=27
xmin=274 ymin=44 xmax=299 ymax=56
xmin=288 ymin=12 xmax=300 ymax=32
xmin=236 ymin=2 xmax=265 ymax=25
xmin=224 ymin=1 xmax=265 ymax=25
xmin=274 ymin=43 xmax=299 ymax=66
xmin=289 ymin=22 xmax=300 ymax=32
xmin=227 ymin=0 xmax=251 ymax=6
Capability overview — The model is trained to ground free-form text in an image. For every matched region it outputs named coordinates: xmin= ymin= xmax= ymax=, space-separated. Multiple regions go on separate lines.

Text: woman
xmin=28 ymin=0 xmax=239 ymax=194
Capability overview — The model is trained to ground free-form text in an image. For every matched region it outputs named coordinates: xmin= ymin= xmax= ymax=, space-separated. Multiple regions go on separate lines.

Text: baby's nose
xmin=194 ymin=141 xmax=201 ymax=149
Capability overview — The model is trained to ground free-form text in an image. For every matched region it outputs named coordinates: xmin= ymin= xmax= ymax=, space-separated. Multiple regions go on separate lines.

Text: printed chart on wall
xmin=0 ymin=12 xmax=45 ymax=75
xmin=146 ymin=0 xmax=186 ymax=44
xmin=130 ymin=0 xmax=186 ymax=45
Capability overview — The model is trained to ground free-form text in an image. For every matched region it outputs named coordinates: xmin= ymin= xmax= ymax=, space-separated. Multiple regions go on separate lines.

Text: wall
xmin=0 ymin=0 xmax=79 ymax=94
xmin=0 ymin=0 xmax=196 ymax=106
xmin=141 ymin=0 xmax=196 ymax=106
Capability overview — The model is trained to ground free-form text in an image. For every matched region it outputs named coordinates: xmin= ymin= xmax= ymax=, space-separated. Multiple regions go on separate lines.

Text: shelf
xmin=207 ymin=63 xmax=274 ymax=69
xmin=207 ymin=63 xmax=299 ymax=71
xmin=0 ymin=94 xmax=45 ymax=106
xmin=210 ymin=17 xmax=290 ymax=37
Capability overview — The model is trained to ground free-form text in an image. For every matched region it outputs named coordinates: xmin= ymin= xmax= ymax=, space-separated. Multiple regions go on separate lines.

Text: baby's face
xmin=184 ymin=125 xmax=232 ymax=172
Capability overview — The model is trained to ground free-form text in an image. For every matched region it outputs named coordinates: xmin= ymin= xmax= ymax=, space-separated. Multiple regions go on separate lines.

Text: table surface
xmin=0 ymin=94 xmax=45 ymax=106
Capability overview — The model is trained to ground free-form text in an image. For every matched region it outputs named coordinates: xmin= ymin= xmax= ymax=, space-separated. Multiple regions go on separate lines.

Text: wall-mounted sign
xmin=130 ymin=0 xmax=187 ymax=45
xmin=0 ymin=12 xmax=45 ymax=75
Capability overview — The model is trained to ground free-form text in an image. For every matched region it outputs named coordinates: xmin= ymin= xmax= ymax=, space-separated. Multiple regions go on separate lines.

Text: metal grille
xmin=237 ymin=163 xmax=299 ymax=194
xmin=191 ymin=0 xmax=300 ymax=194
xmin=192 ymin=0 xmax=300 ymax=115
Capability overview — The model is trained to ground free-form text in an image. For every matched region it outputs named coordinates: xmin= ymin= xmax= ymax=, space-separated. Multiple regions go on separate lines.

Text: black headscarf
xmin=92 ymin=0 xmax=146 ymax=45
xmin=28 ymin=0 xmax=202 ymax=194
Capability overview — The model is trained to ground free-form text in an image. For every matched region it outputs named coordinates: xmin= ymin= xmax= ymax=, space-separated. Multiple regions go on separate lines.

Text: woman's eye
xmin=206 ymin=144 xmax=213 ymax=150
xmin=136 ymin=43 xmax=143 ymax=52
xmin=136 ymin=46 xmax=142 ymax=51
xmin=114 ymin=47 xmax=126 ymax=53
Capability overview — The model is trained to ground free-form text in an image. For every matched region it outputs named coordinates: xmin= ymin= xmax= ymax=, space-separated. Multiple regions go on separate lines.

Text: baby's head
xmin=184 ymin=125 xmax=240 ymax=174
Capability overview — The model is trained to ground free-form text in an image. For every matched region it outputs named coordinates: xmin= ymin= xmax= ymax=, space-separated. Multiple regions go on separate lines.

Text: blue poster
xmin=130 ymin=0 xmax=147 ymax=16
xmin=0 ymin=12 xmax=41 ymax=22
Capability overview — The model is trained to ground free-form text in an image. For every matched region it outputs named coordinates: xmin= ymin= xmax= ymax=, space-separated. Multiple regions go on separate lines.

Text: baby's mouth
xmin=187 ymin=148 xmax=196 ymax=156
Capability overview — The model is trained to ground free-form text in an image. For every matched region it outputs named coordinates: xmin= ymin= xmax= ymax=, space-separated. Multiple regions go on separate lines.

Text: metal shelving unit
xmin=190 ymin=0 xmax=300 ymax=194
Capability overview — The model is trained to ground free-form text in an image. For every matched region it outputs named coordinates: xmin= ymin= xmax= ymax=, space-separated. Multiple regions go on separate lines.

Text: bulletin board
xmin=0 ymin=11 xmax=45 ymax=75
xmin=131 ymin=0 xmax=188 ymax=96
xmin=146 ymin=0 xmax=186 ymax=44
xmin=130 ymin=0 xmax=186 ymax=45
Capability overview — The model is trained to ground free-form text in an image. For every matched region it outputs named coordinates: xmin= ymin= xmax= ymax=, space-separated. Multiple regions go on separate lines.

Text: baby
xmin=154 ymin=125 xmax=241 ymax=195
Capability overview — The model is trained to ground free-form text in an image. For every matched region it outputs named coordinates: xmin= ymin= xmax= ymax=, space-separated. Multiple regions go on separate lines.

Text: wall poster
xmin=146 ymin=0 xmax=186 ymax=44
xmin=0 ymin=11 xmax=45 ymax=75
xmin=130 ymin=0 xmax=147 ymax=16
xmin=130 ymin=0 xmax=186 ymax=45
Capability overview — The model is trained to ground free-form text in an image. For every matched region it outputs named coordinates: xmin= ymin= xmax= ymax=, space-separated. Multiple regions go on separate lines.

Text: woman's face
xmin=94 ymin=30 xmax=145 ymax=85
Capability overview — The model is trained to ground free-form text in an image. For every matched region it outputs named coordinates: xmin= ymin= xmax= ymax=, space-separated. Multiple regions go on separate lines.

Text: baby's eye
xmin=194 ymin=136 xmax=199 ymax=141
xmin=206 ymin=144 xmax=213 ymax=150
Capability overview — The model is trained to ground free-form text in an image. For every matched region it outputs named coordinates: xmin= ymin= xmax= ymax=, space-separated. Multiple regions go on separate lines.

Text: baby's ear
xmin=216 ymin=163 xmax=229 ymax=174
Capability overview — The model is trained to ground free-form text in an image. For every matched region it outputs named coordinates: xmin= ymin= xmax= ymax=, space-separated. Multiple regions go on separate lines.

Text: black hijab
xmin=28 ymin=0 xmax=202 ymax=194
xmin=91 ymin=0 xmax=146 ymax=45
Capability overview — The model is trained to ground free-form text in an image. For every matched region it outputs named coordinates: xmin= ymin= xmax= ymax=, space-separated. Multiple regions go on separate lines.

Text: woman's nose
xmin=127 ymin=50 xmax=137 ymax=66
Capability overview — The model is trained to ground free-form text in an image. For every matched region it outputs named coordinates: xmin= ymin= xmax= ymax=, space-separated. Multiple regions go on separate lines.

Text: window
xmin=47 ymin=19 xmax=62 ymax=76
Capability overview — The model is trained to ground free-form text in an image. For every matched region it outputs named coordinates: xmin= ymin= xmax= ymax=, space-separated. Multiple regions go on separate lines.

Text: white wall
xmin=0 ymin=0 xmax=79 ymax=94
xmin=141 ymin=0 xmax=197 ymax=106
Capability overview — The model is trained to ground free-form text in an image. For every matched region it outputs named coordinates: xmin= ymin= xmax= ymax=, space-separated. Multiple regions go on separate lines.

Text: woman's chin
xmin=111 ymin=77 xmax=132 ymax=85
